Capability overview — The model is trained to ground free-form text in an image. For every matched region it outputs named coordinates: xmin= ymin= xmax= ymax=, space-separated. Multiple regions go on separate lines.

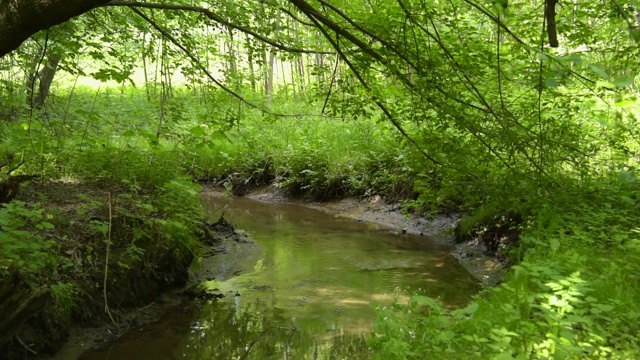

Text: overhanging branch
xmin=129 ymin=7 xmax=334 ymax=119
xmin=104 ymin=1 xmax=333 ymax=55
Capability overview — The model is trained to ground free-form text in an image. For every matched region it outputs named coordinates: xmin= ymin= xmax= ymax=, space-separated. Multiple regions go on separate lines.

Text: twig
xmin=16 ymin=335 xmax=37 ymax=355
xmin=321 ymin=52 xmax=340 ymax=115
xmin=103 ymin=191 xmax=118 ymax=328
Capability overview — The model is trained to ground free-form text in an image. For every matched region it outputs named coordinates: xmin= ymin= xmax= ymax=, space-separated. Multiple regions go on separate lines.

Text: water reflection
xmin=179 ymin=300 xmax=370 ymax=360
xmin=80 ymin=193 xmax=477 ymax=359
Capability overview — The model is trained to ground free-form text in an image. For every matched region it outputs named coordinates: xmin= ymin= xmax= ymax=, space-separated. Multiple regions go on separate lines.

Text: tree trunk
xmin=246 ymin=35 xmax=257 ymax=92
xmin=0 ymin=0 xmax=111 ymax=58
xmin=33 ymin=54 xmax=61 ymax=107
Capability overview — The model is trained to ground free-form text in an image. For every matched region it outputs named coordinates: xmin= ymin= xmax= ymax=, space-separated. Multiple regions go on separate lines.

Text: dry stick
xmin=103 ymin=191 xmax=118 ymax=328
xmin=16 ymin=335 xmax=37 ymax=355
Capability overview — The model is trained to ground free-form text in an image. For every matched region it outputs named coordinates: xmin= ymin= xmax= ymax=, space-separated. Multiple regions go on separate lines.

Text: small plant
xmin=51 ymin=282 xmax=78 ymax=318
xmin=0 ymin=201 xmax=56 ymax=276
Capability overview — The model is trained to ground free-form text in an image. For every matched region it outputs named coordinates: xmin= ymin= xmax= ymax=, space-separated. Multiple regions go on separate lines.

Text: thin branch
xmin=104 ymin=191 xmax=118 ymax=328
xmin=257 ymin=0 xmax=316 ymax=27
xmin=321 ymin=53 xmax=340 ymax=115
xmin=293 ymin=1 xmax=443 ymax=167
xmin=104 ymin=1 xmax=333 ymax=54
xmin=335 ymin=0 xmax=494 ymax=113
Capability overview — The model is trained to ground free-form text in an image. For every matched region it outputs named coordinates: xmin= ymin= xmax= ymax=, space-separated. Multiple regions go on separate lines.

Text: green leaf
xmin=411 ymin=295 xmax=439 ymax=308
xmin=615 ymin=99 xmax=636 ymax=108
xmin=122 ymin=129 xmax=136 ymax=137
xmin=544 ymin=78 xmax=558 ymax=88
xmin=595 ymin=80 xmax=615 ymax=88
xmin=613 ymin=76 xmax=634 ymax=88
xmin=462 ymin=302 xmax=479 ymax=315
xmin=189 ymin=126 xmax=206 ymax=137
xmin=590 ymin=65 xmax=609 ymax=79
xmin=619 ymin=171 xmax=636 ymax=183
xmin=39 ymin=222 xmax=55 ymax=230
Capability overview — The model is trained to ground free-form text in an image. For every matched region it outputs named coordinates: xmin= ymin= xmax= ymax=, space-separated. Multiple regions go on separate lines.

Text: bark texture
xmin=0 ymin=0 xmax=111 ymax=58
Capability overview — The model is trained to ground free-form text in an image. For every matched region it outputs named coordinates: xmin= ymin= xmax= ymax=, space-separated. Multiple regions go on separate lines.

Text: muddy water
xmin=80 ymin=194 xmax=478 ymax=360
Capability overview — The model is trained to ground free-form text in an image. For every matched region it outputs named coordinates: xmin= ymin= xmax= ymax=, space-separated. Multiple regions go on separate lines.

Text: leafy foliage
xmin=0 ymin=201 xmax=56 ymax=276
xmin=2 ymin=0 xmax=640 ymax=357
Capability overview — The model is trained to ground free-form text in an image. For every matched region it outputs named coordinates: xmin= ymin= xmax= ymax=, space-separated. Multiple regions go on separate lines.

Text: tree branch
xmin=292 ymin=0 xmax=443 ymax=167
xmin=0 ymin=0 xmax=111 ymax=57
xmin=104 ymin=1 xmax=332 ymax=54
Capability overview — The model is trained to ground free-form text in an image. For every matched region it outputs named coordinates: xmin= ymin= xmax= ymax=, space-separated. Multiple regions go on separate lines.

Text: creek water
xmin=79 ymin=194 xmax=478 ymax=359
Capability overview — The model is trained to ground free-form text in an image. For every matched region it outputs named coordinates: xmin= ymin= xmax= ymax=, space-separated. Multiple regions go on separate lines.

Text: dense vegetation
xmin=1 ymin=0 xmax=640 ymax=358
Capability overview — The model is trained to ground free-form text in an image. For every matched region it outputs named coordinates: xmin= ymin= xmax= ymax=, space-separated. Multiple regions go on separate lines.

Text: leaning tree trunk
xmin=0 ymin=270 xmax=50 ymax=349
xmin=29 ymin=53 xmax=62 ymax=108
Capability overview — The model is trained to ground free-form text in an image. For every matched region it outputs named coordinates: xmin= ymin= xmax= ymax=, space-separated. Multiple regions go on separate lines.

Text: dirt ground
xmin=42 ymin=218 xmax=262 ymax=360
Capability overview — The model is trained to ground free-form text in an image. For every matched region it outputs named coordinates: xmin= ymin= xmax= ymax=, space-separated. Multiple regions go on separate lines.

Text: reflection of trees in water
xmin=180 ymin=299 xmax=370 ymax=359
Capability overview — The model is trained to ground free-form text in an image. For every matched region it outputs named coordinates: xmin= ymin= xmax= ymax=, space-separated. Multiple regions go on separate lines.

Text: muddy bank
xmin=42 ymin=217 xmax=260 ymax=360
xmin=189 ymin=217 xmax=262 ymax=284
xmin=0 ymin=181 xmax=258 ymax=360
xmin=233 ymin=186 xmax=506 ymax=285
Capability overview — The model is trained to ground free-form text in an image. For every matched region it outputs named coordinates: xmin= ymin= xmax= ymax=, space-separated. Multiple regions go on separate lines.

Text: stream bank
xmin=42 ymin=217 xmax=261 ymax=360
xmin=0 ymin=181 xmax=258 ymax=360
xmin=80 ymin=188 xmax=480 ymax=359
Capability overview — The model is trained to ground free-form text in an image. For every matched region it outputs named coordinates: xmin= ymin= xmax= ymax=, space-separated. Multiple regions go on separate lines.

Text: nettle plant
xmin=0 ymin=201 xmax=57 ymax=275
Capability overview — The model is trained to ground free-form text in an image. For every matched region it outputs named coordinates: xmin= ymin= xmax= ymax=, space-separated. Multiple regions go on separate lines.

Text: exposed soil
xmin=189 ymin=217 xmax=262 ymax=284
xmin=43 ymin=218 xmax=260 ymax=360
xmin=0 ymin=180 xmax=259 ymax=360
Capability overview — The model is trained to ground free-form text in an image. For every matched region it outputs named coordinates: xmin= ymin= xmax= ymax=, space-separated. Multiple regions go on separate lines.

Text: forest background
xmin=1 ymin=0 xmax=640 ymax=358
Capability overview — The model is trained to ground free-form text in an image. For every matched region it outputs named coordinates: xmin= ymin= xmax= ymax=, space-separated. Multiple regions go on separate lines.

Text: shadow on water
xmin=80 ymin=194 xmax=479 ymax=359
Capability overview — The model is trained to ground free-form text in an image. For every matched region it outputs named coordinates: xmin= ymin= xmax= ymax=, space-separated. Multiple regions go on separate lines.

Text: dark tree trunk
xmin=545 ymin=0 xmax=559 ymax=47
xmin=0 ymin=0 xmax=111 ymax=58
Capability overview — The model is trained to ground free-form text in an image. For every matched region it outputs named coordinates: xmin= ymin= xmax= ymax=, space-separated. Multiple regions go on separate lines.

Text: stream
xmin=79 ymin=193 xmax=479 ymax=359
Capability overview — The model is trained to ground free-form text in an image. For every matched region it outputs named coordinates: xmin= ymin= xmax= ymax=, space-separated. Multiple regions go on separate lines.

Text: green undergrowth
xmin=3 ymin=85 xmax=640 ymax=358
xmin=29 ymin=86 xmax=435 ymax=201
xmin=369 ymin=180 xmax=640 ymax=359
xmin=1 ymin=110 xmax=205 ymax=322
xmin=184 ymin=113 xmax=421 ymax=199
